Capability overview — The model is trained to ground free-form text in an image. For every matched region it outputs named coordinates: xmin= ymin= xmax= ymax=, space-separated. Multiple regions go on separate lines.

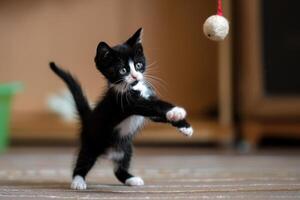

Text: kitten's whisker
xmin=144 ymin=79 xmax=156 ymax=91
xmin=122 ymin=82 xmax=130 ymax=110
xmin=117 ymin=87 xmax=121 ymax=106
xmin=110 ymin=78 xmax=123 ymax=85
xmin=147 ymin=79 xmax=163 ymax=96
xmin=120 ymin=82 xmax=128 ymax=112
xmin=146 ymin=61 xmax=157 ymax=69
xmin=145 ymin=69 xmax=160 ymax=76
xmin=144 ymin=75 xmax=168 ymax=92
xmin=144 ymin=79 xmax=163 ymax=98
xmin=144 ymin=74 xmax=167 ymax=85
xmin=145 ymin=77 xmax=167 ymax=89
xmin=147 ymin=80 xmax=167 ymax=94
xmin=124 ymin=82 xmax=130 ymax=105
xmin=145 ymin=66 xmax=159 ymax=73
xmin=113 ymin=79 xmax=125 ymax=104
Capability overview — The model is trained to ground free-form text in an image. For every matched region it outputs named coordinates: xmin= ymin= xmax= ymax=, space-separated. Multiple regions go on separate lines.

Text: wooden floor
xmin=0 ymin=147 xmax=300 ymax=199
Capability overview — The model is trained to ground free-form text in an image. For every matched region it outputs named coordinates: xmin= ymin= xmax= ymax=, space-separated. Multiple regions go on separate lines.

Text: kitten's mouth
xmin=130 ymin=80 xmax=139 ymax=87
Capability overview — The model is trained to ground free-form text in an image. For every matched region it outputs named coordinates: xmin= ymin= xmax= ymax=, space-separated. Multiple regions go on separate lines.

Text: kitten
xmin=49 ymin=28 xmax=193 ymax=190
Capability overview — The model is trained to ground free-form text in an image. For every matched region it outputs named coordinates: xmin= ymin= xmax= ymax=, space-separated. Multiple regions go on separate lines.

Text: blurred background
xmin=0 ymin=0 xmax=300 ymax=150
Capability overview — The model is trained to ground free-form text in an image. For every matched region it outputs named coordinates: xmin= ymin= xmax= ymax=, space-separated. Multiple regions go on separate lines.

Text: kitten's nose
xmin=131 ymin=75 xmax=137 ymax=80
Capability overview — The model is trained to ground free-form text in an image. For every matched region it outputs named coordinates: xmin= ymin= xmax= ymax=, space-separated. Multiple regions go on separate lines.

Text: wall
xmin=0 ymin=0 xmax=218 ymax=137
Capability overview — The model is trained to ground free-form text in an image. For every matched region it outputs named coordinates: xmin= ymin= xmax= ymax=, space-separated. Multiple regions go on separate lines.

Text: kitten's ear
xmin=96 ymin=42 xmax=111 ymax=58
xmin=125 ymin=28 xmax=143 ymax=46
xmin=135 ymin=44 xmax=144 ymax=56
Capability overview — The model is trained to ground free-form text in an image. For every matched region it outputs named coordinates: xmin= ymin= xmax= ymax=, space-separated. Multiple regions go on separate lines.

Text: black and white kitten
xmin=49 ymin=28 xmax=193 ymax=190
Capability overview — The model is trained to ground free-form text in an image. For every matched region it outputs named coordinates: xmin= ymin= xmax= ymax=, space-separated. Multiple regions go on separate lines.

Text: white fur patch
xmin=71 ymin=175 xmax=87 ymax=190
xmin=115 ymin=115 xmax=144 ymax=137
xmin=179 ymin=127 xmax=193 ymax=137
xmin=125 ymin=176 xmax=144 ymax=186
xmin=104 ymin=148 xmax=124 ymax=161
xmin=166 ymin=107 xmax=186 ymax=122
xmin=132 ymin=81 xmax=151 ymax=99
xmin=126 ymin=59 xmax=143 ymax=83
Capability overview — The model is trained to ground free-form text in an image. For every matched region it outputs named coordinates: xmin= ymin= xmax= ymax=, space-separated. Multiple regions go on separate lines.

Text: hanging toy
xmin=203 ymin=0 xmax=229 ymax=41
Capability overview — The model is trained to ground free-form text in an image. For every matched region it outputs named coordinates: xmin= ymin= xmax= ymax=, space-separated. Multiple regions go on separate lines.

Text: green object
xmin=0 ymin=82 xmax=23 ymax=152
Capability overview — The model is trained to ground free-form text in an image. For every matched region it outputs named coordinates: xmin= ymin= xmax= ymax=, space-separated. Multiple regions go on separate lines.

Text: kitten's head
xmin=95 ymin=28 xmax=146 ymax=87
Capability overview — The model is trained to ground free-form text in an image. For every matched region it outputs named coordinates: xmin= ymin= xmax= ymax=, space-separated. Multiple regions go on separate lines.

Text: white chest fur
xmin=115 ymin=115 xmax=145 ymax=137
xmin=132 ymin=81 xmax=151 ymax=99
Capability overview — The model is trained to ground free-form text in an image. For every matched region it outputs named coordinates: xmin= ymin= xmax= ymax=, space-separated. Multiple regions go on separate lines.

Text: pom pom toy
xmin=203 ymin=0 xmax=229 ymax=41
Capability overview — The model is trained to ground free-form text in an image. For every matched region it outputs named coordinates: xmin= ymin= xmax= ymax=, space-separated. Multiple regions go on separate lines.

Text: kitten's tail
xmin=49 ymin=62 xmax=91 ymax=124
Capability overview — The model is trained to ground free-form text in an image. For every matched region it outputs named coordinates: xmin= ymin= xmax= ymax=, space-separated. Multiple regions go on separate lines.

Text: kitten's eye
xmin=119 ymin=68 xmax=127 ymax=75
xmin=135 ymin=63 xmax=143 ymax=70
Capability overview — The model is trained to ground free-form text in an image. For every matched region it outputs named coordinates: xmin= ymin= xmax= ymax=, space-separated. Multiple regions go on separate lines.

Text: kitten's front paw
xmin=71 ymin=175 xmax=87 ymax=190
xmin=179 ymin=126 xmax=193 ymax=137
xmin=166 ymin=107 xmax=186 ymax=122
xmin=125 ymin=176 xmax=144 ymax=186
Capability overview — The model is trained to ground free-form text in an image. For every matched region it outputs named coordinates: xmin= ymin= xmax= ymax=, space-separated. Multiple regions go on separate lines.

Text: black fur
xmin=49 ymin=63 xmax=91 ymax=124
xmin=50 ymin=28 xmax=192 ymax=186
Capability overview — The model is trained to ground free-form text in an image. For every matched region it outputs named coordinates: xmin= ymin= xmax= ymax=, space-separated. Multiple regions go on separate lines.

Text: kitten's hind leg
xmin=113 ymin=144 xmax=144 ymax=186
xmin=71 ymin=148 xmax=98 ymax=190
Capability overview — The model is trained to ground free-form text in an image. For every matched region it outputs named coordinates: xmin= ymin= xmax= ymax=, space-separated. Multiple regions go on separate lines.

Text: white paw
xmin=71 ymin=175 xmax=87 ymax=190
xmin=166 ymin=107 xmax=186 ymax=122
xmin=125 ymin=177 xmax=144 ymax=186
xmin=179 ymin=127 xmax=193 ymax=137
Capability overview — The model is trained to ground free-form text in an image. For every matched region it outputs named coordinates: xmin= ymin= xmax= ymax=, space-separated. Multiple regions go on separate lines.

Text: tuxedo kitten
xmin=49 ymin=28 xmax=193 ymax=190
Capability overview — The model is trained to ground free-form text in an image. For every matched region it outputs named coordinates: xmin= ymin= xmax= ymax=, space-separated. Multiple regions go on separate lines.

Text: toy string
xmin=217 ymin=0 xmax=223 ymax=16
